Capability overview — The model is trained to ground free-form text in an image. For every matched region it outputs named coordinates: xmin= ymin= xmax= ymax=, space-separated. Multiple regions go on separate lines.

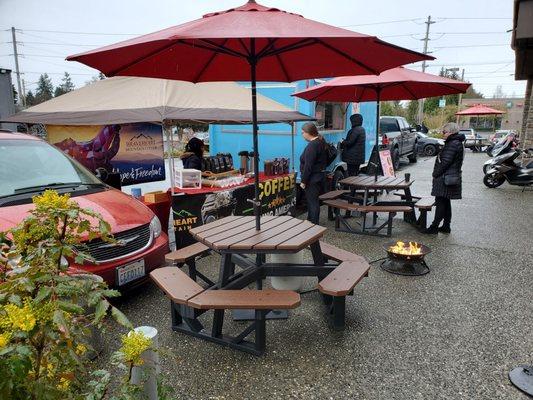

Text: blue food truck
xmin=209 ymin=79 xmax=377 ymax=190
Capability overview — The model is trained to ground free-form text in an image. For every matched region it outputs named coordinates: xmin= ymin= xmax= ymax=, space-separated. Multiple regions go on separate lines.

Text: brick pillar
xmin=522 ymin=78 xmax=533 ymax=150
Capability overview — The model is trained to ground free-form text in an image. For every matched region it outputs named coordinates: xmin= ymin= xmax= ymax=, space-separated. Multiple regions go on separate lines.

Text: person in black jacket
xmin=424 ymin=123 xmax=465 ymax=234
xmin=300 ymin=122 xmax=328 ymax=224
xmin=341 ymin=114 xmax=366 ymax=176
xmin=181 ymin=137 xmax=204 ymax=170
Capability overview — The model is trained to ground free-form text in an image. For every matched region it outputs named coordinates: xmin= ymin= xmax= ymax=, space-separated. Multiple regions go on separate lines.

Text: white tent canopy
xmin=4 ymin=76 xmax=312 ymax=125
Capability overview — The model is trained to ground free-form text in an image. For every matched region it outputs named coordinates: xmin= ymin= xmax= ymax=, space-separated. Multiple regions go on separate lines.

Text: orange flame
xmin=389 ymin=241 xmax=422 ymax=255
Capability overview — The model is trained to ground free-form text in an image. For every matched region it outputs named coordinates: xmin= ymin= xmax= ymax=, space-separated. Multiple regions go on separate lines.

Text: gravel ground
xmin=102 ymin=152 xmax=533 ymax=400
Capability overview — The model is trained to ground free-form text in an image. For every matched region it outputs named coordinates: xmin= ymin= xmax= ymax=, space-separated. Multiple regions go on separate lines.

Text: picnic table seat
xmin=415 ymin=197 xmax=436 ymax=231
xmin=150 ymin=267 xmax=300 ymax=355
xmin=324 ymin=199 xmax=411 ymax=237
xmin=318 ymin=259 xmax=370 ymax=330
xmin=165 ymin=242 xmax=213 ymax=286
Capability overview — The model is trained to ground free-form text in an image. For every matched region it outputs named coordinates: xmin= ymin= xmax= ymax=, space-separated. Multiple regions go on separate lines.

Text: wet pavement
xmin=103 ymin=152 xmax=533 ymax=399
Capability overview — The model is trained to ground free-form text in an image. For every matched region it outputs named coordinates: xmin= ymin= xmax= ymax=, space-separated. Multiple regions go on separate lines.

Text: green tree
xmin=35 ymin=73 xmax=54 ymax=104
xmin=406 ymin=100 xmax=419 ymax=125
xmin=463 ymin=84 xmax=484 ymax=99
xmin=25 ymin=90 xmax=35 ymax=106
xmin=380 ymin=100 xmax=405 ymax=117
xmin=54 ymin=72 xmax=75 ymax=97
xmin=12 ymin=84 xmax=18 ymax=105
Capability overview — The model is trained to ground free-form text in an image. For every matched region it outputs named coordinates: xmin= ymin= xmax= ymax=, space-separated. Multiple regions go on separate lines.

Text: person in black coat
xmin=341 ymin=113 xmax=366 ymax=176
xmin=181 ymin=137 xmax=204 ymax=170
xmin=300 ymin=122 xmax=328 ymax=225
xmin=424 ymin=123 xmax=465 ymax=234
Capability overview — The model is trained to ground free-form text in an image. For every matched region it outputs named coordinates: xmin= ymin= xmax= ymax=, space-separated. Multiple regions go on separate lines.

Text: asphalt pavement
xmin=102 ymin=151 xmax=533 ymax=400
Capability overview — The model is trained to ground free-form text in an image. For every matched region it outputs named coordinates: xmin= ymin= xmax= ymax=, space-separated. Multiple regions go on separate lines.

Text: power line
xmin=7 ymin=41 xmax=105 ymax=47
xmin=340 ymin=18 xmax=420 ymax=27
xmin=437 ymin=17 xmax=512 ymax=20
xmin=433 ymin=43 xmax=510 ymax=49
xmin=16 ymin=28 xmax=142 ymax=36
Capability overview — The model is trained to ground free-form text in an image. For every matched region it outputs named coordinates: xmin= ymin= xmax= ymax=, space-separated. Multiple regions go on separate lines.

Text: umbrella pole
xmin=291 ymin=122 xmax=296 ymax=173
xmin=374 ymin=87 xmax=381 ymax=181
xmin=250 ymin=39 xmax=261 ymax=230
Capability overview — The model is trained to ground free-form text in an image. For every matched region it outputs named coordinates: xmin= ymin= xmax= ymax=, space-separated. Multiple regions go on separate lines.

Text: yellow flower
xmin=120 ymin=331 xmax=152 ymax=366
xmin=0 ymin=332 xmax=10 ymax=348
xmin=75 ymin=344 xmax=87 ymax=355
xmin=4 ymin=301 xmax=36 ymax=332
xmin=57 ymin=377 xmax=70 ymax=391
xmin=32 ymin=190 xmax=72 ymax=210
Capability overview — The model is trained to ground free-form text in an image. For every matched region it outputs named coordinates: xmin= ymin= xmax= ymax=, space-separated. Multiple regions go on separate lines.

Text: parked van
xmin=0 ymin=131 xmax=168 ymax=289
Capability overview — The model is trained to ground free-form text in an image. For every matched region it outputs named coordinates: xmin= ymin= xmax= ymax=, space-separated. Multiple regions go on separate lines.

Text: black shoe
xmin=438 ymin=226 xmax=451 ymax=234
xmin=423 ymin=225 xmax=439 ymax=234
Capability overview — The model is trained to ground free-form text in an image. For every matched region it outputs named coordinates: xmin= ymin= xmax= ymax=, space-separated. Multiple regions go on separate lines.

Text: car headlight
xmin=150 ymin=216 xmax=162 ymax=238
xmin=437 ymin=139 xmax=445 ymax=146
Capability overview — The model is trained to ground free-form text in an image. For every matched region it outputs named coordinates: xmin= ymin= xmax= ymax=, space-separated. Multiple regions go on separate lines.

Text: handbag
xmin=444 ymin=173 xmax=460 ymax=186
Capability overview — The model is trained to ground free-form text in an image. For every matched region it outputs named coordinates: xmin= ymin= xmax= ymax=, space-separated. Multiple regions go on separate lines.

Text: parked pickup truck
xmin=379 ymin=116 xmax=418 ymax=170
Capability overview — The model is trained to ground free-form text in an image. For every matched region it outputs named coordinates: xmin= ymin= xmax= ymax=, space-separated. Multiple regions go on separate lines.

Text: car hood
xmin=0 ymin=188 xmax=155 ymax=234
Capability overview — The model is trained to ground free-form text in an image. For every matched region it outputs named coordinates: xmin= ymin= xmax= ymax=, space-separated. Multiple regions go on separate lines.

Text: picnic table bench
xmin=154 ymin=217 xmax=371 ymax=354
xmin=151 ymin=266 xmax=300 ymax=355
xmin=165 ymin=242 xmax=213 ymax=286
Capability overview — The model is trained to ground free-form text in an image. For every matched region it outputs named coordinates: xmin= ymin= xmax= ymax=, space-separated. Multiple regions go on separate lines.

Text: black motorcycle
xmin=483 ymin=148 xmax=533 ymax=189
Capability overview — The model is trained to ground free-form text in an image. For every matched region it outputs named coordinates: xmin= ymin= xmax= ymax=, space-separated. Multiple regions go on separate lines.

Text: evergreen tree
xmin=12 ymin=84 xmax=18 ymax=105
xmin=54 ymin=72 xmax=75 ymax=97
xmin=35 ymin=73 xmax=54 ymax=104
xmin=463 ymin=84 xmax=484 ymax=99
xmin=26 ymin=90 xmax=36 ymax=106
xmin=406 ymin=100 xmax=419 ymax=125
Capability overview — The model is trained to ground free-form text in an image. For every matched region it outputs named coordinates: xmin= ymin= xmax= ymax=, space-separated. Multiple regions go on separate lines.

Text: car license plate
xmin=116 ymin=259 xmax=145 ymax=286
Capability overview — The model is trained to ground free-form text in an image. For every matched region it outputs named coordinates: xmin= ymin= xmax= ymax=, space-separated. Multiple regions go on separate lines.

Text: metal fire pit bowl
xmin=380 ymin=241 xmax=432 ymax=276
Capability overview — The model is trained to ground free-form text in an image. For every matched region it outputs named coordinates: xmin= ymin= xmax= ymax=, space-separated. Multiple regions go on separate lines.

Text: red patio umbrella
xmin=292 ymin=67 xmax=470 ymax=178
xmin=67 ymin=0 xmax=432 ymax=229
xmin=455 ymin=104 xmax=505 ymax=115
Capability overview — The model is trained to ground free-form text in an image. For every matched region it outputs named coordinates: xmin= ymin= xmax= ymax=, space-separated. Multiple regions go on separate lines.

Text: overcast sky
xmin=0 ymin=0 xmax=526 ymax=99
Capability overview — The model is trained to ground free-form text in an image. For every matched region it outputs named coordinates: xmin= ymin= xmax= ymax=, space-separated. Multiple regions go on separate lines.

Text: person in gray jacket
xmin=341 ymin=114 xmax=366 ymax=176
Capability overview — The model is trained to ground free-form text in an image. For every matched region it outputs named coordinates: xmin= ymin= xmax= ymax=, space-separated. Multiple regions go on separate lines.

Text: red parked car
xmin=0 ymin=131 xmax=168 ymax=289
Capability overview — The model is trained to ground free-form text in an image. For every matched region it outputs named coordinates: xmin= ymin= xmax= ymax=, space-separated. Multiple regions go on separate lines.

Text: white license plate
xmin=116 ymin=259 xmax=145 ymax=286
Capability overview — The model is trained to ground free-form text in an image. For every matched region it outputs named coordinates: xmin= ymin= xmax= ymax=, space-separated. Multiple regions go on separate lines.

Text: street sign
xmin=439 ymin=99 xmax=446 ymax=108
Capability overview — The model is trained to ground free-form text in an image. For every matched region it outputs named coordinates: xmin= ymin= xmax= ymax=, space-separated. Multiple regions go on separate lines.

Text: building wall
xmin=0 ymin=69 xmax=16 ymax=131
xmin=209 ymin=80 xmax=377 ymax=175
xmin=461 ymin=97 xmax=525 ymax=132
xmin=523 ymin=78 xmax=533 ymax=149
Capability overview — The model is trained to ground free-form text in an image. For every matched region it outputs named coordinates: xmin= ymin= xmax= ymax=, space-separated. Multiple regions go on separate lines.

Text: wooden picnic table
xmin=190 ymin=215 xmax=329 ymax=289
xmin=339 ymin=175 xmax=417 ymax=224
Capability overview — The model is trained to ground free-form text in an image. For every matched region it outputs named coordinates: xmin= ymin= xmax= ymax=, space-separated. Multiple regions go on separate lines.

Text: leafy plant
xmin=0 ymin=190 xmax=132 ymax=399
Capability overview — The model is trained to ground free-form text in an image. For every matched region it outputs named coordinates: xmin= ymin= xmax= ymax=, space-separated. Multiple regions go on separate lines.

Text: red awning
xmin=67 ymin=1 xmax=433 ymax=82
xmin=292 ymin=67 xmax=471 ymax=102
xmin=455 ymin=104 xmax=505 ymax=116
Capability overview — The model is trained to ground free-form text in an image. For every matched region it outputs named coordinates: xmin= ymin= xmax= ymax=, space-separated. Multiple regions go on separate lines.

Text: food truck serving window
xmin=315 ymin=102 xmax=346 ymax=131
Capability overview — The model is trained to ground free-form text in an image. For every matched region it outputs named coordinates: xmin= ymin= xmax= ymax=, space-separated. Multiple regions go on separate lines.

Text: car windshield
xmin=379 ymin=119 xmax=398 ymax=134
xmin=417 ymin=132 xmax=428 ymax=138
xmin=0 ymin=139 xmax=102 ymax=198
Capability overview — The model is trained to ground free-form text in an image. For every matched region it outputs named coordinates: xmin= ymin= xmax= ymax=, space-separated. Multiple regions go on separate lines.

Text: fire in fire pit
xmin=381 ymin=241 xmax=431 ymax=276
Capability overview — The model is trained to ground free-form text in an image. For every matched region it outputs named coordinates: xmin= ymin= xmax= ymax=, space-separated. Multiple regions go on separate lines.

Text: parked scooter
xmin=485 ymin=133 xmax=518 ymax=157
xmin=483 ymin=148 xmax=533 ymax=189
xmin=483 ymin=139 xmax=515 ymax=174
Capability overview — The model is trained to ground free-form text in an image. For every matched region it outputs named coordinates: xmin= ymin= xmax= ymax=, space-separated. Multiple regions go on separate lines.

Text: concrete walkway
xmin=107 ymin=152 xmax=533 ymax=399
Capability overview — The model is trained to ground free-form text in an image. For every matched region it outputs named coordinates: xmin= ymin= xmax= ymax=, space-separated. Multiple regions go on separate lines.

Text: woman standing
xmin=300 ymin=122 xmax=328 ymax=224
xmin=180 ymin=137 xmax=204 ymax=170
xmin=341 ymin=114 xmax=366 ymax=176
xmin=424 ymin=122 xmax=465 ymax=234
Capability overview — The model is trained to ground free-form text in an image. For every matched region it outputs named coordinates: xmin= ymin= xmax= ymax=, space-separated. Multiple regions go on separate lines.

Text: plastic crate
xmin=175 ymin=169 xmax=202 ymax=189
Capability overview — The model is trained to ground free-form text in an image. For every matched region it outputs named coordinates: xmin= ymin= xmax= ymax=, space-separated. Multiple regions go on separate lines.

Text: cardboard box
xmin=143 ymin=191 xmax=169 ymax=203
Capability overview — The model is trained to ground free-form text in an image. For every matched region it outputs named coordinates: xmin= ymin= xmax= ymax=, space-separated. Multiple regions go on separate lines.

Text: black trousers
xmin=305 ymin=175 xmax=325 ymax=225
xmin=432 ymin=196 xmax=452 ymax=227
xmin=347 ymin=163 xmax=360 ymax=176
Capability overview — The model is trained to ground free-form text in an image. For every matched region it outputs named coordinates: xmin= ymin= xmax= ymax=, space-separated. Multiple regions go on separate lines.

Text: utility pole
xmin=417 ymin=16 xmax=435 ymax=124
xmin=456 ymin=68 xmax=465 ymax=124
xmin=11 ymin=27 xmax=25 ymax=107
